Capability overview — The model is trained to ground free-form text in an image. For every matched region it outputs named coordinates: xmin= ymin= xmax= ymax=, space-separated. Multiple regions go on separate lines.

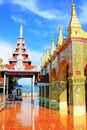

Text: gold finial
xmin=50 ymin=38 xmax=55 ymax=56
xmin=41 ymin=53 xmax=45 ymax=67
xmin=56 ymin=26 xmax=63 ymax=50
xmin=71 ymin=1 xmax=76 ymax=17
xmin=45 ymin=48 xmax=49 ymax=62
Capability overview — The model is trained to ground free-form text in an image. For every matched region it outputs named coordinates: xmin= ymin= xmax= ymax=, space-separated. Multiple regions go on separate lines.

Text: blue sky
xmin=0 ymin=0 xmax=87 ymax=65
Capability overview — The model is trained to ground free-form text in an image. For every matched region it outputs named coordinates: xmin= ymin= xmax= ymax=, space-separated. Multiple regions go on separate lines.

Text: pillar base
xmin=69 ymin=105 xmax=86 ymax=116
xmin=59 ymin=101 xmax=67 ymax=115
xmin=49 ymin=100 xmax=57 ymax=109
xmin=0 ymin=102 xmax=5 ymax=111
xmin=45 ymin=98 xmax=49 ymax=108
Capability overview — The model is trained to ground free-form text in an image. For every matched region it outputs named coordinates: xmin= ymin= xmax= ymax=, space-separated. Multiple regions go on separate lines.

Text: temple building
xmin=38 ymin=2 xmax=87 ymax=116
xmin=0 ymin=23 xmax=40 ymax=111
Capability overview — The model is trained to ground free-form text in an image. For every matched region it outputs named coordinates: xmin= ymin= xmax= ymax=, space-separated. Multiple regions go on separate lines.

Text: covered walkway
xmin=0 ymin=98 xmax=87 ymax=130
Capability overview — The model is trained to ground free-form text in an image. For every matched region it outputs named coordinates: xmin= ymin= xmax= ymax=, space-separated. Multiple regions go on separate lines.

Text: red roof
xmin=13 ymin=56 xmax=17 ymax=59
xmin=25 ymin=64 xmax=36 ymax=70
xmin=5 ymin=64 xmax=15 ymax=70
xmin=5 ymin=63 xmax=36 ymax=71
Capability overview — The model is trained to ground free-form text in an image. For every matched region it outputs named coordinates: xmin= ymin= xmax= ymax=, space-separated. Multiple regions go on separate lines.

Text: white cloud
xmin=0 ymin=0 xmax=3 ymax=4
xmin=0 ymin=40 xmax=13 ymax=64
xmin=10 ymin=0 xmax=66 ymax=20
xmin=79 ymin=1 xmax=87 ymax=25
xmin=11 ymin=15 xmax=26 ymax=24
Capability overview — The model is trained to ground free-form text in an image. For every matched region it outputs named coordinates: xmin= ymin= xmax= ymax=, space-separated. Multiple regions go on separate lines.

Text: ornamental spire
xmin=45 ymin=48 xmax=49 ymax=62
xmin=71 ymin=1 xmax=76 ymax=17
xmin=50 ymin=38 xmax=54 ymax=56
xmin=19 ymin=22 xmax=23 ymax=39
xmin=56 ymin=26 xmax=63 ymax=50
xmin=68 ymin=1 xmax=82 ymax=38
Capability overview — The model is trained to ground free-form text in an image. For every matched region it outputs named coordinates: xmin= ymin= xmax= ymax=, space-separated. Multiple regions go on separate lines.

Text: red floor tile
xmin=0 ymin=98 xmax=87 ymax=130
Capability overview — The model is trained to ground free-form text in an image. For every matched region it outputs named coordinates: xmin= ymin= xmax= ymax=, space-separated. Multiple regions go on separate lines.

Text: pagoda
xmin=5 ymin=23 xmax=37 ymax=71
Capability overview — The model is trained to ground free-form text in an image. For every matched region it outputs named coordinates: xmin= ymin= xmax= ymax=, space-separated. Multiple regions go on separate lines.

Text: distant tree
xmin=8 ymin=78 xmax=19 ymax=93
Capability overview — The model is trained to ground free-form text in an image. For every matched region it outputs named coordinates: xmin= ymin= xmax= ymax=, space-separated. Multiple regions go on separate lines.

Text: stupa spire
xmin=50 ymin=38 xmax=55 ymax=56
xmin=19 ymin=22 xmax=23 ymax=39
xmin=71 ymin=1 xmax=76 ymax=17
xmin=68 ymin=1 xmax=83 ymax=38
xmin=45 ymin=48 xmax=49 ymax=62
xmin=56 ymin=26 xmax=63 ymax=50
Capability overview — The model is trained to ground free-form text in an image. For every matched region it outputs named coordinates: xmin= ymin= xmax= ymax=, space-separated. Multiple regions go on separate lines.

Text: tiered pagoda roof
xmin=4 ymin=23 xmax=40 ymax=72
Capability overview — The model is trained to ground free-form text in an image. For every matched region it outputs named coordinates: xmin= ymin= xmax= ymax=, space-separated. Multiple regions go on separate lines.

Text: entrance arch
xmin=2 ymin=70 xmax=40 ymax=104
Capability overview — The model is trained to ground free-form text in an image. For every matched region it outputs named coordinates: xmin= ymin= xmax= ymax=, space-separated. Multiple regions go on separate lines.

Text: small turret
xmin=56 ymin=26 xmax=63 ymax=50
xmin=50 ymin=38 xmax=55 ymax=56
xmin=68 ymin=2 xmax=87 ymax=38
xmin=45 ymin=49 xmax=49 ymax=63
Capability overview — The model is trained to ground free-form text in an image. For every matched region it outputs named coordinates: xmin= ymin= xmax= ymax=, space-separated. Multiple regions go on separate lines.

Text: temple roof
xmin=3 ymin=23 xmax=41 ymax=74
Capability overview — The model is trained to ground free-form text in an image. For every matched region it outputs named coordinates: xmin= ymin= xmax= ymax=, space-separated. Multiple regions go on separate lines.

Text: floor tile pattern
xmin=0 ymin=98 xmax=87 ymax=130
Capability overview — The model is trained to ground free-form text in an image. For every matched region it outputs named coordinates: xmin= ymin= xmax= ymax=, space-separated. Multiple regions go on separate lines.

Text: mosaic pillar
xmin=44 ymin=86 xmax=46 ymax=107
xmin=59 ymin=80 xmax=67 ymax=114
xmin=39 ymin=87 xmax=41 ymax=105
xmin=69 ymin=42 xmax=86 ymax=116
xmin=3 ymin=73 xmax=6 ymax=106
xmin=56 ymin=81 xmax=60 ymax=110
xmin=69 ymin=77 xmax=86 ymax=116
xmin=45 ymin=86 xmax=49 ymax=108
xmin=49 ymin=80 xmax=57 ymax=109
xmin=40 ymin=87 xmax=44 ymax=106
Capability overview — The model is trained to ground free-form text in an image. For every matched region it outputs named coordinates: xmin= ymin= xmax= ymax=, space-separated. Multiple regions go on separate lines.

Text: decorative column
xmin=69 ymin=42 xmax=86 ymax=116
xmin=42 ymin=87 xmax=44 ymax=106
xmin=69 ymin=77 xmax=86 ymax=116
xmin=49 ymin=80 xmax=57 ymax=109
xmin=39 ymin=87 xmax=41 ymax=105
xmin=45 ymin=86 xmax=49 ymax=108
xmin=3 ymin=73 xmax=6 ymax=105
xmin=56 ymin=81 xmax=60 ymax=110
xmin=40 ymin=87 xmax=44 ymax=106
xmin=59 ymin=80 xmax=67 ymax=114
xmin=32 ymin=75 xmax=35 ymax=103
xmin=44 ymin=86 xmax=46 ymax=107
xmin=31 ymin=75 xmax=35 ymax=104
xmin=6 ymin=77 xmax=9 ymax=99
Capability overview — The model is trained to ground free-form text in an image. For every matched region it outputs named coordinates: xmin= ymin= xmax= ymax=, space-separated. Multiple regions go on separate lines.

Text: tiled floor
xmin=0 ymin=98 xmax=87 ymax=130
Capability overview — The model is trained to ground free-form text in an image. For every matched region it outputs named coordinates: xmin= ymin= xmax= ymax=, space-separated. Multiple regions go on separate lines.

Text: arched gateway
xmin=1 ymin=23 xmax=40 ymax=105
